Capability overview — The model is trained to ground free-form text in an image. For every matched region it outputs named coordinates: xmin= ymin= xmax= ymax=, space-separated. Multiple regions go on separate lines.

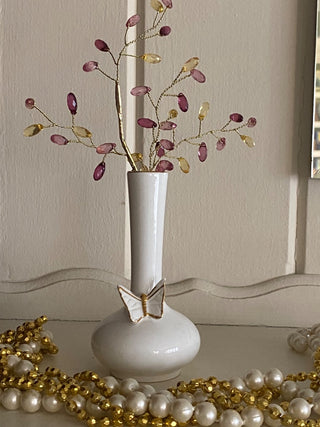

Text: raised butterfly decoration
xmin=118 ymin=279 xmax=165 ymax=323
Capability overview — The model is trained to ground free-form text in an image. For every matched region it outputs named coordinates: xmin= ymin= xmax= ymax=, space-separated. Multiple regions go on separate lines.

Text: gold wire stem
xmin=115 ymin=82 xmax=138 ymax=171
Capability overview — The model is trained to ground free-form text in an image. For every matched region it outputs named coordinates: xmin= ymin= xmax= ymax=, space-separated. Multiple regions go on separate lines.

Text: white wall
xmin=0 ymin=0 xmax=318 ymax=286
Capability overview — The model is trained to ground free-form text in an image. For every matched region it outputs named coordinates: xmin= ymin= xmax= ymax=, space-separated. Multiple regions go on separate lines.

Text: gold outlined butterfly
xmin=118 ymin=279 xmax=165 ymax=323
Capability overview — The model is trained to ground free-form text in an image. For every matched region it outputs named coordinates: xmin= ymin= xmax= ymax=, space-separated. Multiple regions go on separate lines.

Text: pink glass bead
xmin=93 ymin=162 xmax=106 ymax=181
xmin=83 ymin=61 xmax=98 ymax=72
xmin=159 ymin=121 xmax=177 ymax=130
xmin=130 ymin=86 xmax=151 ymax=96
xmin=96 ymin=143 xmax=116 ymax=154
xmin=230 ymin=113 xmax=243 ymax=123
xmin=155 ymin=160 xmax=174 ymax=172
xmin=157 ymin=147 xmax=165 ymax=157
xmin=159 ymin=26 xmax=171 ymax=36
xmin=162 ymin=0 xmax=173 ymax=8
xmin=160 ymin=139 xmax=174 ymax=150
xmin=94 ymin=39 xmax=110 ymax=52
xmin=177 ymin=93 xmax=188 ymax=112
xmin=198 ymin=142 xmax=207 ymax=162
xmin=67 ymin=93 xmax=77 ymax=115
xmin=126 ymin=14 xmax=140 ymax=27
xmin=216 ymin=137 xmax=226 ymax=151
xmin=247 ymin=117 xmax=257 ymax=127
xmin=190 ymin=69 xmax=206 ymax=83
xmin=137 ymin=118 xmax=157 ymax=128
xmin=25 ymin=98 xmax=35 ymax=109
xmin=50 ymin=134 xmax=69 ymax=145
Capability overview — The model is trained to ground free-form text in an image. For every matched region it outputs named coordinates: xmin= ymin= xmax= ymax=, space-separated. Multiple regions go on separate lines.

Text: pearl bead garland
xmin=3 ymin=318 xmax=320 ymax=426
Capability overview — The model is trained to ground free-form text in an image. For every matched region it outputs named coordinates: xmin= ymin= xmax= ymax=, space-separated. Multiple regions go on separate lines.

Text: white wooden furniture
xmin=0 ymin=269 xmax=319 ymax=425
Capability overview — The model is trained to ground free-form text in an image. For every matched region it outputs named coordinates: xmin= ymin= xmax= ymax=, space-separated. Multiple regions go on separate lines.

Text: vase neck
xmin=128 ymin=172 xmax=168 ymax=296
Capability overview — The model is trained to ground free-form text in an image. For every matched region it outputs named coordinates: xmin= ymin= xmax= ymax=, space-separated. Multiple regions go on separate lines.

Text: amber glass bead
xmin=178 ymin=157 xmax=190 ymax=174
xmin=141 ymin=54 xmax=161 ymax=64
xmin=198 ymin=102 xmax=209 ymax=121
xmin=73 ymin=126 xmax=92 ymax=138
xmin=181 ymin=57 xmax=199 ymax=72
xmin=151 ymin=0 xmax=164 ymax=12
xmin=23 ymin=124 xmax=44 ymax=137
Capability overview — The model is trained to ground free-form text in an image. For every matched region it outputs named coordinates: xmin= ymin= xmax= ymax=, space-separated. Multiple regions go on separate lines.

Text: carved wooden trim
xmin=0 ymin=269 xmax=319 ymax=326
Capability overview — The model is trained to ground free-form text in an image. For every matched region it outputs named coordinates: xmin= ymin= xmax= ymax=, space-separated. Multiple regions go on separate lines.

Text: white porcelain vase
xmin=91 ymin=171 xmax=200 ymax=382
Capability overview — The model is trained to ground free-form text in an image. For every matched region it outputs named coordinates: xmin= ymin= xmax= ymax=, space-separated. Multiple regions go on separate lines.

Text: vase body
xmin=91 ymin=172 xmax=200 ymax=382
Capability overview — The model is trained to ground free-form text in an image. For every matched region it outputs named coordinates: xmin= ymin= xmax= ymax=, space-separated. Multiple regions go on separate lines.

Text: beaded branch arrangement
xmin=1 ymin=317 xmax=320 ymax=427
xmin=23 ymin=0 xmax=256 ymax=180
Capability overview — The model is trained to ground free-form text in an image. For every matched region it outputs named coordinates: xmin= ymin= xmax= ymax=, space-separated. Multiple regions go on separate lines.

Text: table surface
xmin=0 ymin=319 xmax=313 ymax=426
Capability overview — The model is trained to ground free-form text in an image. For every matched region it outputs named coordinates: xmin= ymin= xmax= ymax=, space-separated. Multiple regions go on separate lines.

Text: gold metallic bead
xmin=306 ymin=420 xmax=316 ymax=427
xmin=281 ymin=414 xmax=294 ymax=426
xmin=285 ymin=375 xmax=297 ymax=381
xmin=263 ymin=390 xmax=274 ymax=401
xmin=111 ymin=406 xmax=124 ymax=418
xmin=310 ymin=381 xmax=319 ymax=391
xmin=203 ymin=382 xmax=214 ymax=393
xmin=124 ymin=411 xmax=137 ymax=426
xmin=86 ymin=416 xmax=98 ymax=426
xmin=297 ymin=372 xmax=308 ymax=382
xmin=167 ymin=388 xmax=177 ymax=396
xmin=138 ymin=414 xmax=150 ymax=426
xmin=243 ymin=392 xmax=256 ymax=405
xmin=99 ymin=418 xmax=111 ymax=427
xmin=220 ymin=381 xmax=231 ymax=390
xmin=91 ymin=392 xmax=102 ymax=404
xmin=177 ymin=381 xmax=187 ymax=392
xmin=80 ymin=386 xmax=92 ymax=398
xmin=280 ymin=402 xmax=289 ymax=411
xmin=230 ymin=388 xmax=242 ymax=403
xmin=268 ymin=407 xmax=281 ymax=419
xmin=112 ymin=419 xmax=124 ymax=427
xmin=100 ymin=399 xmax=111 ymax=411
xmin=164 ymin=417 xmax=178 ymax=427
xmin=151 ymin=418 xmax=163 ymax=427
xmin=190 ymin=416 xmax=198 ymax=426
xmin=66 ymin=400 xmax=78 ymax=412
xmin=308 ymin=371 xmax=318 ymax=381
xmin=295 ymin=421 xmax=307 ymax=427
xmin=76 ymin=409 xmax=87 ymax=420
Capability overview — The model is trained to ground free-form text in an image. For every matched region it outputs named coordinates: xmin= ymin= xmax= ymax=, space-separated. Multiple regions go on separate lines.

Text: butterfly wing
xmin=118 ymin=286 xmax=144 ymax=323
xmin=146 ymin=279 xmax=165 ymax=319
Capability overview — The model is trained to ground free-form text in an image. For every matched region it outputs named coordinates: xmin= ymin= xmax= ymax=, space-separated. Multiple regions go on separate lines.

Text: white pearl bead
xmin=264 ymin=404 xmax=284 ymax=427
xmin=6 ymin=354 xmax=20 ymax=369
xmin=126 ymin=391 xmax=148 ymax=416
xmin=178 ymin=392 xmax=194 ymax=403
xmin=311 ymin=323 xmax=320 ymax=334
xmin=193 ymin=390 xmax=208 ymax=403
xmin=149 ymin=393 xmax=170 ymax=418
xmin=119 ymin=378 xmax=140 ymax=395
xmin=29 ymin=340 xmax=41 ymax=353
xmin=288 ymin=398 xmax=312 ymax=419
xmin=313 ymin=399 xmax=320 ymax=415
xmin=194 ymin=402 xmax=217 ymax=426
xmin=158 ymin=389 xmax=176 ymax=402
xmin=13 ymin=359 xmax=34 ymax=376
xmin=101 ymin=376 xmax=119 ymax=392
xmin=86 ymin=399 xmax=106 ymax=419
xmin=280 ymin=380 xmax=298 ymax=400
xmin=1 ymin=388 xmax=21 ymax=410
xmin=80 ymin=380 xmax=96 ymax=391
xmin=18 ymin=343 xmax=33 ymax=353
xmin=21 ymin=389 xmax=41 ymax=413
xmin=289 ymin=333 xmax=308 ymax=352
xmin=65 ymin=394 xmax=86 ymax=414
xmin=230 ymin=377 xmax=246 ymax=391
xmin=241 ymin=406 xmax=264 ymax=427
xmin=139 ymin=384 xmax=156 ymax=398
xmin=170 ymin=398 xmax=194 ymax=423
xmin=264 ymin=368 xmax=283 ymax=388
xmin=297 ymin=388 xmax=315 ymax=400
xmin=42 ymin=394 xmax=63 ymax=412
xmin=219 ymin=409 xmax=243 ymax=427
xmin=109 ymin=393 xmax=126 ymax=408
xmin=245 ymin=369 xmax=264 ymax=391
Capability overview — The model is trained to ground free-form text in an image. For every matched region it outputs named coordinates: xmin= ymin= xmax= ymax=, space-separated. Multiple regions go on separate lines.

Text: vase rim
xmin=127 ymin=170 xmax=168 ymax=175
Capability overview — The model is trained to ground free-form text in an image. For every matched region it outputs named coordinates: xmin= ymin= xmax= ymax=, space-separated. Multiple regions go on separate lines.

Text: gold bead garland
xmin=1 ymin=317 xmax=320 ymax=426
